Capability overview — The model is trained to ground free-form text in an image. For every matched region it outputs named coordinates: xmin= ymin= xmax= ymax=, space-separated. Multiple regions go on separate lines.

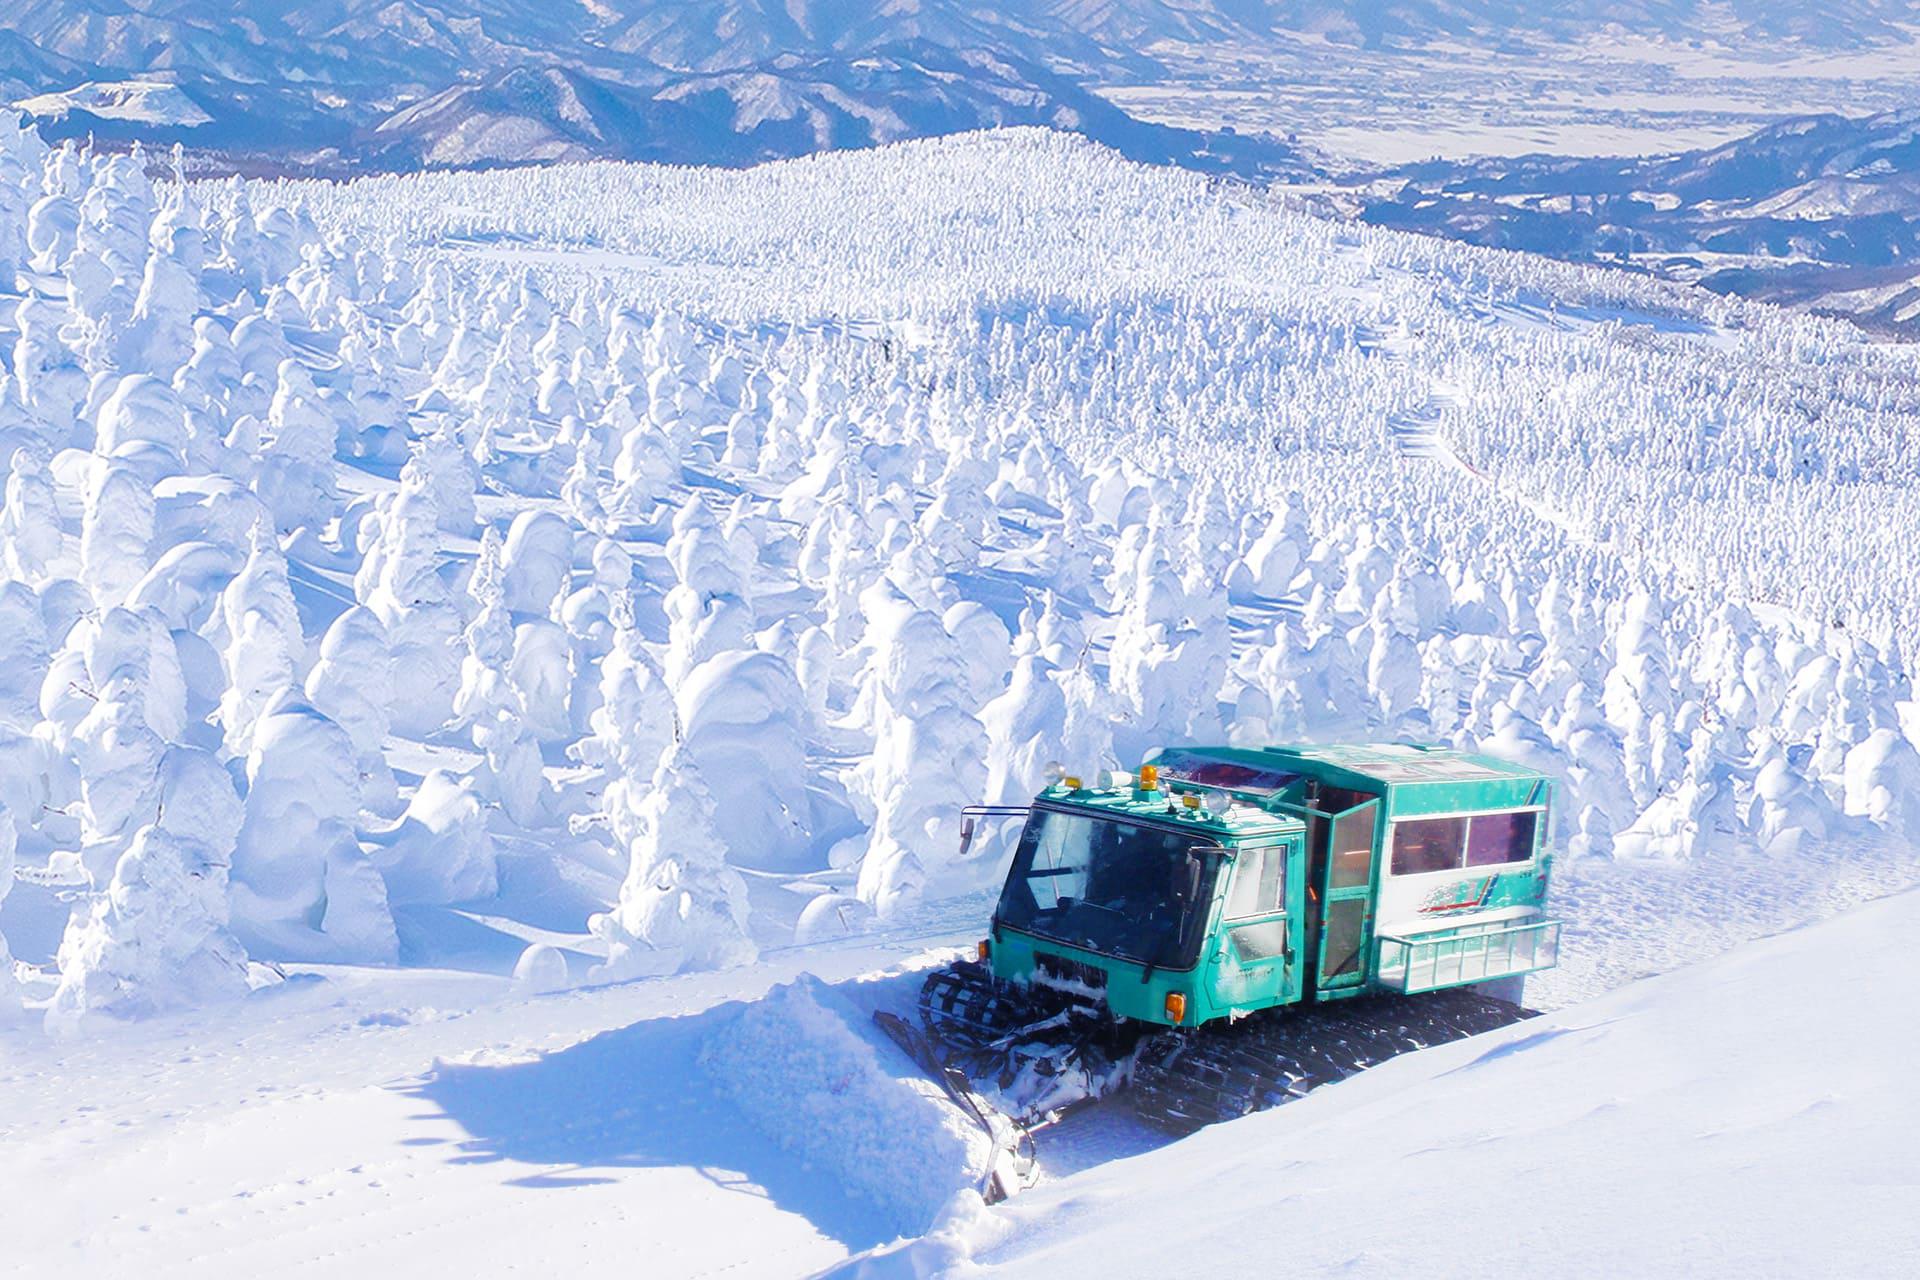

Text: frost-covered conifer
xmin=853 ymin=602 xmax=988 ymax=916
xmin=663 ymin=501 xmax=753 ymax=687
xmin=362 ymin=769 xmax=495 ymax=906
xmin=1748 ymin=745 xmax=1841 ymax=857
xmin=355 ymin=456 xmax=462 ymax=734
xmin=230 ymin=693 xmax=397 ymax=963
xmin=69 ymin=606 xmax=185 ymax=881
xmin=304 ymin=605 xmax=396 ymax=810
xmin=454 ymin=526 xmax=547 ymax=827
xmin=1235 ymin=498 xmax=1307 ymax=599
xmin=677 ymin=648 xmax=811 ymax=870
xmin=1842 ymin=729 xmax=1920 ymax=842
xmin=48 ymin=746 xmax=248 ymax=1028
xmin=589 ymin=746 xmax=755 ymax=979
xmin=981 ymin=654 xmax=1067 ymax=807
xmin=574 ymin=596 xmax=674 ymax=853
xmin=0 ymin=580 xmax=50 ymax=731
xmin=217 ymin=522 xmax=303 ymax=757
xmin=81 ymin=458 xmax=155 ymax=608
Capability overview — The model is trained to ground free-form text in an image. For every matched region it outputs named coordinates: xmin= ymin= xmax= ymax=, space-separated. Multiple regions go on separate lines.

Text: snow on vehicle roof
xmin=1269 ymin=743 xmax=1542 ymax=786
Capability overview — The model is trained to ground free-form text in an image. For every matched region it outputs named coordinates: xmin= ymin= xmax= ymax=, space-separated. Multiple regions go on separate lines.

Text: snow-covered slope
xmin=874 ymin=884 xmax=1920 ymax=1278
xmin=3 ymin=121 xmax=1920 ymax=1028
xmin=14 ymin=79 xmax=211 ymax=127
xmin=0 ymin=916 xmax=1004 ymax=1277
xmin=2 ymin=117 xmax=1920 ymax=1277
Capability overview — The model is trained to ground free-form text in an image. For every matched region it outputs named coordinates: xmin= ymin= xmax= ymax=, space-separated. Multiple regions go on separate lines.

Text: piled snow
xmin=868 ymin=887 xmax=1920 ymax=1278
xmin=701 ymin=974 xmax=996 ymax=1238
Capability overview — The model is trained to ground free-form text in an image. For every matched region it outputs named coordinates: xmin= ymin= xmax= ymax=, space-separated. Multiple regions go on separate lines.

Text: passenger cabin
xmin=1149 ymin=743 xmax=1560 ymax=1004
xmin=984 ymin=742 xmax=1561 ymax=1028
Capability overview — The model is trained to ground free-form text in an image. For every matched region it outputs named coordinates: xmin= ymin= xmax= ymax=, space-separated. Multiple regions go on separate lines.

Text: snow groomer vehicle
xmin=882 ymin=742 xmax=1561 ymax=1171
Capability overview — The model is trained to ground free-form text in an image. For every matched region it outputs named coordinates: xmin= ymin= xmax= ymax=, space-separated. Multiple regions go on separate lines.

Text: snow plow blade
xmin=873 ymin=1009 xmax=1037 ymax=1203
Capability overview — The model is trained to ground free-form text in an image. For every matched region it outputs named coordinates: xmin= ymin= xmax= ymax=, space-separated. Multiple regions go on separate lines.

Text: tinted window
xmin=995 ymin=809 xmax=1220 ymax=969
xmin=1466 ymin=810 xmax=1538 ymax=867
xmin=1329 ymin=805 xmax=1375 ymax=889
xmin=1390 ymin=817 xmax=1466 ymax=876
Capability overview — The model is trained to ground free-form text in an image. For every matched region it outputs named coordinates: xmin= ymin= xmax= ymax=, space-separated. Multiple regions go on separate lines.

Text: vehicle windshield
xmin=994 ymin=807 xmax=1220 ymax=969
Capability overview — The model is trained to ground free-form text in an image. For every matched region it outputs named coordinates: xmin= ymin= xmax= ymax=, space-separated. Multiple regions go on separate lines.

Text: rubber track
xmin=1129 ymin=987 xmax=1533 ymax=1133
xmin=913 ymin=964 xmax=1533 ymax=1138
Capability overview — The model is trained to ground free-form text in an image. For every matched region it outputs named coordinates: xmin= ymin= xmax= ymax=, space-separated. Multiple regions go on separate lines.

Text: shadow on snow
xmin=401 ymin=995 xmax=901 ymax=1251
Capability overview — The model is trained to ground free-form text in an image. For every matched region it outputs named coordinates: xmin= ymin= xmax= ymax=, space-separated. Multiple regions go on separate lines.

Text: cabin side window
xmin=1390 ymin=810 xmax=1540 ymax=876
xmin=1390 ymin=816 xmax=1466 ymax=875
xmin=1225 ymin=845 xmax=1282 ymax=919
xmin=1466 ymin=810 xmax=1538 ymax=867
xmin=1226 ymin=844 xmax=1288 ymax=962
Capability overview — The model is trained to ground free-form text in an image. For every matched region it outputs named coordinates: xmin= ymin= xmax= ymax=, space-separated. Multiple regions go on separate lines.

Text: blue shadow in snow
xmin=403 ymin=998 xmax=895 ymax=1250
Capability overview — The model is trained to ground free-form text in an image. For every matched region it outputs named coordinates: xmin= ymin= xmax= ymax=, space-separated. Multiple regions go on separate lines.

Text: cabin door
xmin=1313 ymin=797 xmax=1379 ymax=994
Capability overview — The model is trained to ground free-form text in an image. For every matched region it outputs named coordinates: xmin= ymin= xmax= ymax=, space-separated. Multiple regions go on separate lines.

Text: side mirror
xmin=956 ymin=805 xmax=1032 ymax=860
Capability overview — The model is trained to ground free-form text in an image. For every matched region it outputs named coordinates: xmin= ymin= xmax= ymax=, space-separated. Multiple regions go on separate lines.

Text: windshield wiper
xmin=1141 ymin=846 xmax=1219 ymax=983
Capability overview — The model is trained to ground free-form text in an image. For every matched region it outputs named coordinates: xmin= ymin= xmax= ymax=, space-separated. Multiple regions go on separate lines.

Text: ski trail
xmin=1365 ymin=317 xmax=1480 ymax=478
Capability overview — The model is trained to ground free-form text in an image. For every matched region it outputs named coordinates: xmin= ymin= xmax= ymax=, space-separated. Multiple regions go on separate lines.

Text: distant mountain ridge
xmin=3 ymin=1 xmax=1912 ymax=175
xmin=359 ymin=41 xmax=1297 ymax=175
xmin=1358 ymin=108 xmax=1920 ymax=334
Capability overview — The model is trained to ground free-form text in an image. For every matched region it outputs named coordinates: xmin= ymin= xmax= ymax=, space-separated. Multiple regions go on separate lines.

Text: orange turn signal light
xmin=976 ymin=939 xmax=991 ymax=963
xmin=1164 ymin=992 xmax=1187 ymax=1023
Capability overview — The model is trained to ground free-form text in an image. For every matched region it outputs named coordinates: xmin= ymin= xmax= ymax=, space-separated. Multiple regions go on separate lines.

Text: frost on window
xmin=1226 ymin=845 xmax=1281 ymax=919
xmin=1329 ymin=805 xmax=1375 ymax=889
xmin=1322 ymin=899 xmax=1366 ymax=978
xmin=1231 ymin=919 xmax=1288 ymax=962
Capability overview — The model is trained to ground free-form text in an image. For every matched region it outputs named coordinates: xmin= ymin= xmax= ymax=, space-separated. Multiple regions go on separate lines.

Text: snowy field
xmin=3 ymin=121 xmax=1920 ymax=1274
xmin=877 ymin=884 xmax=1920 ymax=1279
xmin=1100 ymin=30 xmax=1920 ymax=168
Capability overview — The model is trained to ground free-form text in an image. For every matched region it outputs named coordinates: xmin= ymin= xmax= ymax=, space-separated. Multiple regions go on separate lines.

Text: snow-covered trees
xmin=47 ymin=746 xmax=249 ymax=1029
xmin=663 ymin=501 xmax=753 ymax=686
xmin=5 ymin=125 xmax=1920 ymax=1031
xmin=304 ymin=606 xmax=396 ymax=810
xmin=66 ymin=606 xmax=185 ymax=881
xmin=676 ymin=649 xmax=811 ymax=870
xmin=355 ymin=454 xmax=462 ymax=735
xmin=590 ymin=747 xmax=756 ymax=979
xmin=229 ymin=695 xmax=398 ymax=963
xmin=852 ymin=598 xmax=989 ymax=917
xmin=454 ymin=527 xmax=547 ymax=826
xmin=216 ymin=522 xmax=303 ymax=757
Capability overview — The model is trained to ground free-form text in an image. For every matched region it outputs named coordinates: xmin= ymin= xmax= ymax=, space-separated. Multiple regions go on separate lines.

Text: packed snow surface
xmin=0 ymin=923 xmax=992 ymax=1278
xmin=866 ymin=887 xmax=1920 ymax=1279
